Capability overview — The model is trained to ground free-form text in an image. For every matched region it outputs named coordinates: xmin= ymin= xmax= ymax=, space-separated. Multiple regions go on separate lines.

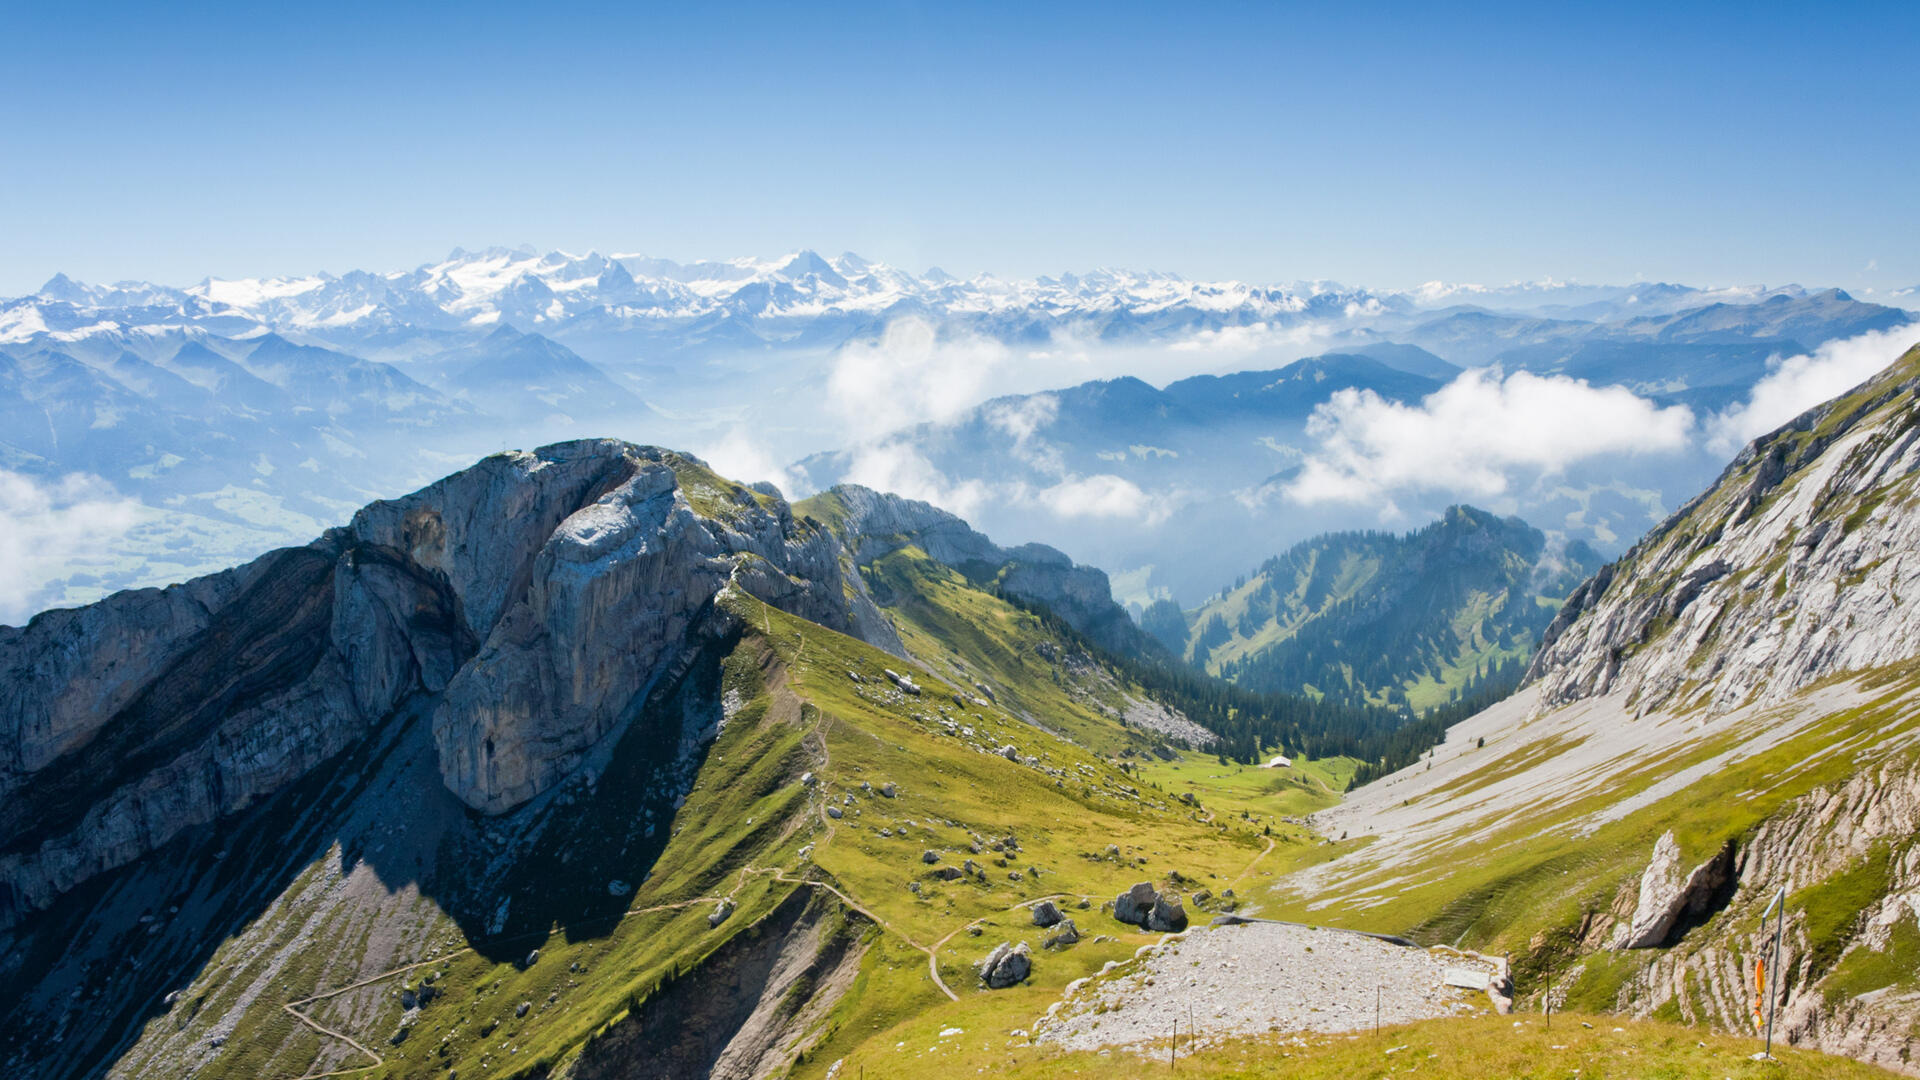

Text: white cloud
xmin=1285 ymin=369 xmax=1696 ymax=505
xmin=824 ymin=315 xmax=1350 ymax=447
xmin=1027 ymin=473 xmax=1170 ymax=525
xmin=693 ymin=424 xmax=802 ymax=494
xmin=1709 ymin=326 xmax=1920 ymax=453
xmin=827 ymin=318 xmax=1015 ymax=441
xmin=0 ymin=470 xmax=142 ymax=625
xmin=841 ymin=439 xmax=993 ymax=520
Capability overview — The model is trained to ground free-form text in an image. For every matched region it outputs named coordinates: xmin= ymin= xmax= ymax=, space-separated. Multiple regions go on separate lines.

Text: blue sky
xmin=3 ymin=1 xmax=1916 ymax=295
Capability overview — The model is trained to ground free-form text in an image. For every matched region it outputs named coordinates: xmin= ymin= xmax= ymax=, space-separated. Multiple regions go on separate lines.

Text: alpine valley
xmin=5 ymin=255 xmax=1920 ymax=1080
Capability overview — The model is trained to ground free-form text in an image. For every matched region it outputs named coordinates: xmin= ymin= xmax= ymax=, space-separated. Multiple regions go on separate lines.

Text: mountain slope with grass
xmin=1261 ymin=344 xmax=1920 ymax=1075
xmin=0 ymin=440 xmax=1434 ymax=1080
xmin=1177 ymin=506 xmax=1600 ymax=709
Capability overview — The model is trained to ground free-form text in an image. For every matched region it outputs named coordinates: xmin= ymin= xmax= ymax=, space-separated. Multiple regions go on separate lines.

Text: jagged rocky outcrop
xmin=1612 ymin=831 xmax=1738 ymax=949
xmin=1528 ymin=343 xmax=1920 ymax=716
xmin=0 ymin=440 xmax=851 ymax=928
xmin=803 ymin=484 xmax=1150 ymax=657
xmin=1569 ymin=758 xmax=1920 ymax=1073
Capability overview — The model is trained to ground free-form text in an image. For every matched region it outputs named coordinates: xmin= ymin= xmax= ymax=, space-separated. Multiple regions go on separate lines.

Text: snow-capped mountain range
xmin=3 ymin=245 xmax=1916 ymax=624
xmin=1 ymin=246 xmax=1860 ymax=352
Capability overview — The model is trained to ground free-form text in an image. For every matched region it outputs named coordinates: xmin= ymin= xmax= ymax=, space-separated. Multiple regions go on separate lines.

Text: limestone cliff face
xmin=809 ymin=484 xmax=1148 ymax=657
xmin=1528 ymin=343 xmax=1920 ymax=716
xmin=0 ymin=440 xmax=849 ymax=927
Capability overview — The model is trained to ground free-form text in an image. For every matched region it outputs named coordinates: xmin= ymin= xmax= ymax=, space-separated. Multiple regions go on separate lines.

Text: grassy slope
xmin=1253 ymin=666 xmax=1920 ymax=1031
xmin=137 ymin=552 xmax=1304 ymax=1080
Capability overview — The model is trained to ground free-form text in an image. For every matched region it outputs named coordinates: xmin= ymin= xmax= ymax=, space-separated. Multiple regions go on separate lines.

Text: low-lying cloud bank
xmin=0 ymin=470 xmax=141 ymax=625
xmin=722 ymin=320 xmax=1920 ymax=548
xmin=1708 ymin=326 xmax=1920 ymax=452
xmin=1284 ymin=370 xmax=1697 ymax=506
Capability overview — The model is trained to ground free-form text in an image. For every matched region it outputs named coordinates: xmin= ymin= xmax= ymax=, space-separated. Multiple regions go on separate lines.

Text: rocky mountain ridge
xmin=0 ymin=440 xmax=853 ymax=929
xmin=797 ymin=483 xmax=1150 ymax=658
xmin=1528 ymin=342 xmax=1920 ymax=716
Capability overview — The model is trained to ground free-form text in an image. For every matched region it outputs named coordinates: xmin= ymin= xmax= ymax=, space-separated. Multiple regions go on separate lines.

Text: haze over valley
xmin=9 ymin=4 xmax=1920 ymax=1078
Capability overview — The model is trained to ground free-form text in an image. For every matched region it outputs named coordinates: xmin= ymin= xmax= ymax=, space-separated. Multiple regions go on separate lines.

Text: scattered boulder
xmin=826 ymin=805 xmax=844 ymax=819
xmin=881 ymin=782 xmax=898 ymax=798
xmin=708 ymin=898 xmax=735 ymax=929
xmin=515 ymin=1001 xmax=531 ymax=1018
xmin=1148 ymin=892 xmax=1188 ymax=932
xmin=523 ymin=948 xmax=541 ymax=968
xmin=1001 ymin=745 xmax=1021 ymax=762
xmin=607 ymin=879 xmax=631 ymax=898
xmin=933 ymin=866 xmax=964 ymax=881
xmin=1114 ymin=882 xmax=1158 ymax=926
xmin=963 ymin=858 xmax=981 ymax=877
xmin=1044 ymin=919 xmax=1081 ymax=949
xmin=975 ymin=941 xmax=1032 ymax=989
xmin=1031 ymin=900 xmax=1065 ymax=927
xmin=922 ymin=849 xmax=940 ymax=864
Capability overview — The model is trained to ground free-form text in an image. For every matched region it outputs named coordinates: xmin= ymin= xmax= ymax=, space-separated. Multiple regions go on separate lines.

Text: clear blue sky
xmin=4 ymin=1 xmax=1916 ymax=296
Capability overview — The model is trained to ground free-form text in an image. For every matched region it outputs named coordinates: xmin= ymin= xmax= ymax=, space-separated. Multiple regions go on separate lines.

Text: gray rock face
xmin=1031 ymin=899 xmax=1064 ymax=927
xmin=0 ymin=441 xmax=854 ymax=928
xmin=1147 ymin=892 xmax=1189 ymax=933
xmin=1114 ymin=881 xmax=1159 ymax=926
xmin=1612 ymin=830 xmax=1736 ymax=949
xmin=976 ymin=941 xmax=1032 ymax=989
xmin=1044 ymin=918 xmax=1080 ymax=948
xmin=1528 ymin=347 xmax=1920 ymax=717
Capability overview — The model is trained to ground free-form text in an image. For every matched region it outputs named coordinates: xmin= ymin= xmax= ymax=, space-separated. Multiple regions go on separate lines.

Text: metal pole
xmin=1762 ymin=885 xmax=1787 ymax=1057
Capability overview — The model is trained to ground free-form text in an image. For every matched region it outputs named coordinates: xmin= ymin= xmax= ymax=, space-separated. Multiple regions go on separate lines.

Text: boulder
xmin=922 ymin=849 xmax=940 ymax=864
xmin=1044 ymin=919 xmax=1080 ymax=949
xmin=708 ymin=898 xmax=735 ymax=929
xmin=826 ymin=805 xmax=843 ymax=819
xmin=1148 ymin=892 xmax=1188 ymax=932
xmin=933 ymin=866 xmax=963 ymax=881
xmin=1114 ymin=881 xmax=1158 ymax=926
xmin=975 ymin=941 xmax=1032 ymax=989
xmin=1031 ymin=900 xmax=1065 ymax=927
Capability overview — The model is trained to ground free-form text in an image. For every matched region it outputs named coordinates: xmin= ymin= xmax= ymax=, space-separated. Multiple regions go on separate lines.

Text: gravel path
xmin=1036 ymin=921 xmax=1497 ymax=1052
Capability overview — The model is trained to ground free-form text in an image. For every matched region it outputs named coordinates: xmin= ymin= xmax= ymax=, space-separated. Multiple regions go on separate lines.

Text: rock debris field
xmin=1037 ymin=920 xmax=1497 ymax=1052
